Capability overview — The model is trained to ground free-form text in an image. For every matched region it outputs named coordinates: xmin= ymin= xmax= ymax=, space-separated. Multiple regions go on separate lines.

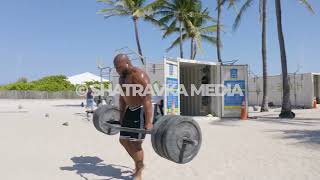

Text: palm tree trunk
xmin=260 ymin=0 xmax=269 ymax=112
xmin=216 ymin=0 xmax=222 ymax=63
xmin=133 ymin=17 xmax=144 ymax=64
xmin=179 ymin=20 xmax=184 ymax=58
xmin=275 ymin=0 xmax=294 ymax=118
xmin=190 ymin=37 xmax=194 ymax=59
xmin=193 ymin=41 xmax=197 ymax=59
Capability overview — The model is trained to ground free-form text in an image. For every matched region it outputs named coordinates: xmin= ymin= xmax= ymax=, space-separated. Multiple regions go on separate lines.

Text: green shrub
xmin=0 ymin=75 xmax=75 ymax=92
xmin=84 ymin=80 xmax=110 ymax=90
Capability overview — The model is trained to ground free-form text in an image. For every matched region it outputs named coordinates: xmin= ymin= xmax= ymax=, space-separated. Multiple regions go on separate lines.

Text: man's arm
xmin=118 ymin=76 xmax=127 ymax=124
xmin=133 ymin=70 xmax=153 ymax=130
xmin=142 ymin=92 xmax=153 ymax=130
xmin=119 ymin=95 xmax=126 ymax=124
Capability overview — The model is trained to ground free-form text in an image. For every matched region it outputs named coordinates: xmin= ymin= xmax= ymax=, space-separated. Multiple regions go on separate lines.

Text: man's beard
xmin=121 ymin=69 xmax=129 ymax=78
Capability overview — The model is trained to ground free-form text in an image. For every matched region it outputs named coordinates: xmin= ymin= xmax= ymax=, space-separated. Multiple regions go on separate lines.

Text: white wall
xmin=248 ymin=73 xmax=314 ymax=108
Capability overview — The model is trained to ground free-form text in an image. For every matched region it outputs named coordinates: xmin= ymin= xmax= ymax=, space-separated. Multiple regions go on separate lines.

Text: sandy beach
xmin=0 ymin=99 xmax=320 ymax=180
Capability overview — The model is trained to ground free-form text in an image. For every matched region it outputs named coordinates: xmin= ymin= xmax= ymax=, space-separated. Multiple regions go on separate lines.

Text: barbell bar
xmin=103 ymin=121 xmax=198 ymax=146
xmin=93 ymin=105 xmax=202 ymax=164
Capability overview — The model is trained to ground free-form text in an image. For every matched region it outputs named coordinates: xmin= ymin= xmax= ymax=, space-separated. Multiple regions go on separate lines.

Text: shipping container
xmin=110 ymin=57 xmax=248 ymax=118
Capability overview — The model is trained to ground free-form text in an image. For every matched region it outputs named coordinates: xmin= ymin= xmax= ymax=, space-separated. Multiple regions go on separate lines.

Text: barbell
xmin=93 ymin=105 xmax=202 ymax=164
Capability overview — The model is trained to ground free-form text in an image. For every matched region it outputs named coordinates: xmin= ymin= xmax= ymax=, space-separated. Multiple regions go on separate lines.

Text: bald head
xmin=114 ymin=54 xmax=130 ymax=65
xmin=113 ymin=54 xmax=132 ymax=77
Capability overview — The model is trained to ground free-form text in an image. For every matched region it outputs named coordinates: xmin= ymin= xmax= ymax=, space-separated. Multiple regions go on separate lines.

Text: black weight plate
xmin=161 ymin=116 xmax=191 ymax=162
xmin=93 ymin=105 xmax=120 ymax=135
xmin=161 ymin=116 xmax=182 ymax=161
xmin=163 ymin=116 xmax=202 ymax=164
xmin=156 ymin=115 xmax=180 ymax=159
xmin=151 ymin=115 xmax=174 ymax=158
xmin=152 ymin=104 xmax=163 ymax=124
xmin=98 ymin=107 xmax=120 ymax=135
xmin=93 ymin=105 xmax=111 ymax=133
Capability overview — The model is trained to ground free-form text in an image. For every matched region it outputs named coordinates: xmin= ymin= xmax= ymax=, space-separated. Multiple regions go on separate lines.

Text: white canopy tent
xmin=67 ymin=72 xmax=108 ymax=85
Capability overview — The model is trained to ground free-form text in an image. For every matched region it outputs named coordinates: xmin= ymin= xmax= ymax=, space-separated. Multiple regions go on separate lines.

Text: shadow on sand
xmin=266 ymin=129 xmax=320 ymax=147
xmin=251 ymin=115 xmax=320 ymax=126
xmin=60 ymin=156 xmax=133 ymax=180
xmin=54 ymin=104 xmax=82 ymax=108
xmin=209 ymin=118 xmax=240 ymax=127
xmin=280 ymin=129 xmax=320 ymax=145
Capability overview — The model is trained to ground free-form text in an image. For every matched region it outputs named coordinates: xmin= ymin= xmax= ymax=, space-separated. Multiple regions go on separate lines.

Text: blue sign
xmin=166 ymin=77 xmax=179 ymax=111
xmin=230 ymin=69 xmax=238 ymax=79
xmin=166 ymin=93 xmax=179 ymax=109
xmin=166 ymin=77 xmax=178 ymax=89
xmin=224 ymin=80 xmax=245 ymax=108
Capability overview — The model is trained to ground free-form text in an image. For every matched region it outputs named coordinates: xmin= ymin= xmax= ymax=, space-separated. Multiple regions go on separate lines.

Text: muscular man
xmin=113 ymin=54 xmax=153 ymax=180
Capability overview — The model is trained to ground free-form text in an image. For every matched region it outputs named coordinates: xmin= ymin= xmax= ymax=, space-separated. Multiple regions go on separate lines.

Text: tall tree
xmin=164 ymin=8 xmax=217 ymax=59
xmin=151 ymin=0 xmax=200 ymax=58
xmin=98 ymin=0 xmax=163 ymax=64
xmin=260 ymin=0 xmax=268 ymax=112
xmin=216 ymin=0 xmax=238 ymax=62
xmin=274 ymin=0 xmax=314 ymax=118
xmin=232 ymin=0 xmax=269 ymax=112
xmin=216 ymin=0 xmax=222 ymax=62
xmin=187 ymin=9 xmax=217 ymax=60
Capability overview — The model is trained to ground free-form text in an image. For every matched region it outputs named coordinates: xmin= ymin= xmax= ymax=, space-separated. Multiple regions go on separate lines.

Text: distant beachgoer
xmin=86 ymin=85 xmax=94 ymax=113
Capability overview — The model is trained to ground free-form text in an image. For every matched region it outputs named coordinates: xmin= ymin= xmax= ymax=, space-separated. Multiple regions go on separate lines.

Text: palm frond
xmin=133 ymin=0 xmax=165 ymax=18
xmin=199 ymin=25 xmax=218 ymax=34
xmin=218 ymin=0 xmax=235 ymax=10
xmin=99 ymin=7 xmax=129 ymax=14
xmin=259 ymin=0 xmax=263 ymax=22
xmin=163 ymin=19 xmax=178 ymax=38
xmin=124 ymin=0 xmax=135 ymax=10
xmin=152 ymin=10 xmax=173 ymax=16
xmin=98 ymin=0 xmax=128 ymax=10
xmin=233 ymin=0 xmax=254 ymax=31
xmin=97 ymin=0 xmax=116 ymax=5
xmin=298 ymin=0 xmax=315 ymax=14
xmin=143 ymin=15 xmax=168 ymax=28
xmin=157 ymin=13 xmax=175 ymax=24
xmin=200 ymin=34 xmax=217 ymax=45
xmin=166 ymin=33 xmax=188 ymax=52
xmin=199 ymin=9 xmax=216 ymax=22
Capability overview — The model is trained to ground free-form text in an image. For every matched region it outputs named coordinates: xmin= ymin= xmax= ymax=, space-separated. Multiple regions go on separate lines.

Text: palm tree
xmin=151 ymin=0 xmax=200 ymax=58
xmin=215 ymin=0 xmax=238 ymax=63
xmin=164 ymin=8 xmax=217 ymax=59
xmin=187 ymin=10 xmax=217 ymax=60
xmin=98 ymin=0 xmax=163 ymax=64
xmin=232 ymin=0 xmax=269 ymax=112
xmin=260 ymin=0 xmax=268 ymax=112
xmin=275 ymin=0 xmax=314 ymax=118
xmin=216 ymin=0 xmax=222 ymax=62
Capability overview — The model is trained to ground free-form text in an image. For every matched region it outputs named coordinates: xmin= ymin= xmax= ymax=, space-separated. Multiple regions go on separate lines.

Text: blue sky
xmin=0 ymin=0 xmax=319 ymax=84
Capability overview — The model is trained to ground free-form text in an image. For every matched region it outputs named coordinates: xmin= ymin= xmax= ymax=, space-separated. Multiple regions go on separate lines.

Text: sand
xmin=0 ymin=99 xmax=320 ymax=180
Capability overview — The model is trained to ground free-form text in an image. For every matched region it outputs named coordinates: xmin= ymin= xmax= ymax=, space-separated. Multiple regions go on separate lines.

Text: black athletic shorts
xmin=120 ymin=106 xmax=146 ymax=141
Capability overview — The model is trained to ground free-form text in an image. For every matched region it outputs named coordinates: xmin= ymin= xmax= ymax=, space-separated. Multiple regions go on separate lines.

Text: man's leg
xmin=119 ymin=139 xmax=144 ymax=179
xmin=129 ymin=141 xmax=144 ymax=180
xmin=119 ymin=139 xmax=134 ymax=159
